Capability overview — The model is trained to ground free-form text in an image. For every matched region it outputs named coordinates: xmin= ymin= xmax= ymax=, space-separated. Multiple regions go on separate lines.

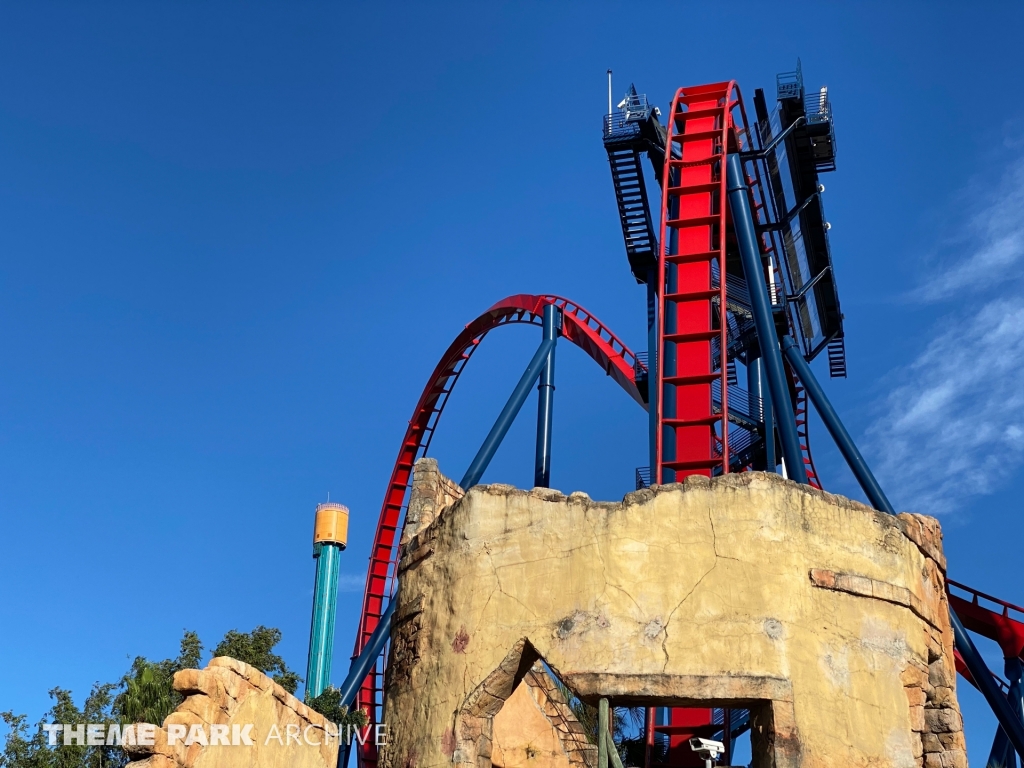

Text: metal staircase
xmin=603 ymin=87 xmax=665 ymax=285
xmin=607 ymin=147 xmax=659 ymax=283
xmin=827 ymin=335 xmax=847 ymax=378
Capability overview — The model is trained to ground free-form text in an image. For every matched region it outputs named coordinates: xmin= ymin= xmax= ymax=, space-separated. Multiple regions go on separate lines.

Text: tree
xmin=211 ymin=626 xmax=301 ymax=694
xmin=1 ymin=684 xmax=125 ymax=768
xmin=1 ymin=626 xmax=305 ymax=768
xmin=114 ymin=631 xmax=202 ymax=728
xmin=303 ymin=687 xmax=367 ymax=729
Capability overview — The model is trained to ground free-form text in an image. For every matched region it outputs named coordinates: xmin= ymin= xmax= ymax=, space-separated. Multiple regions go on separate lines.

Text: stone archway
xmin=451 ymin=640 xmax=595 ymax=768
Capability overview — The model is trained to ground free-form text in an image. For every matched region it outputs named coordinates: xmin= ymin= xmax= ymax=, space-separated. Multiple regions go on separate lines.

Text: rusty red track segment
xmin=352 ymin=294 xmax=646 ymax=765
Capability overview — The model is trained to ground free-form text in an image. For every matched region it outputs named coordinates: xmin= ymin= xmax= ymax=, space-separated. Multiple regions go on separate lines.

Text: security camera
xmin=688 ymin=737 xmax=725 ymax=766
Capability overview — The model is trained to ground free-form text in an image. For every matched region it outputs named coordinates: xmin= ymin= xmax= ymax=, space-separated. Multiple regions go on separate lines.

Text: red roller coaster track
xmin=352 ymin=294 xmax=648 ymax=763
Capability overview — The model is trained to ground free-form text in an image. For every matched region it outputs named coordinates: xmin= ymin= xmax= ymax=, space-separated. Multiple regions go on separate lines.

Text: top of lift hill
xmin=602 ymin=61 xmax=844 ymax=373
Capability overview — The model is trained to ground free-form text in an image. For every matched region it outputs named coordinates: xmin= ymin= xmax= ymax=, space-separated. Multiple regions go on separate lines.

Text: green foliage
xmin=1 ymin=685 xmax=125 ymax=768
xmin=304 ymin=687 xmax=367 ymax=728
xmin=212 ymin=626 xmax=302 ymax=694
xmin=2 ymin=626 xmax=303 ymax=768
xmin=113 ymin=662 xmax=174 ymax=729
xmin=0 ymin=711 xmax=49 ymax=768
xmin=114 ymin=632 xmax=202 ymax=727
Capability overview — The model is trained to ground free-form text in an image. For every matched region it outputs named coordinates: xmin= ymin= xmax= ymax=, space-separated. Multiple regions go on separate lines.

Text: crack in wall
xmin=606 ymin=583 xmax=643 ymax=614
xmin=707 ymin=505 xmax=741 ymax=563
xmin=660 ymin=560 xmax=718 ymax=672
xmin=657 ymin=505 xmax=740 ymax=671
xmin=579 ymin=510 xmax=610 ymax=595
xmin=484 ymin=543 xmax=540 ymax=619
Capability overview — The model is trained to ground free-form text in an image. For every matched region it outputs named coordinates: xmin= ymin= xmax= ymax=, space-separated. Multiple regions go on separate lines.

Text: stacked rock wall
xmin=125 ymin=657 xmax=338 ymax=768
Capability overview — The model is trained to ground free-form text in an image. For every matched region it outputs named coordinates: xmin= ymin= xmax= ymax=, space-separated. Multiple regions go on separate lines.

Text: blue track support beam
xmin=461 ymin=336 xmax=557 ymax=489
xmin=338 ymin=598 xmax=397 ymax=709
xmin=988 ymin=658 xmax=1023 ymax=767
xmin=646 ymin=267 xmax=658 ymax=473
xmin=747 ymin=353 xmax=775 ymax=470
xmin=534 ymin=304 xmax=561 ymax=488
xmin=952 ymin=610 xmax=1024 ymax=761
xmin=725 ymin=154 xmax=807 ymax=485
xmin=780 ymin=336 xmax=894 ymax=513
xmin=306 ymin=542 xmax=341 ymax=700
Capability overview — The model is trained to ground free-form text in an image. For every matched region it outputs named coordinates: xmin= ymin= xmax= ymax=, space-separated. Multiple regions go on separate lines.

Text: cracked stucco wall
xmin=382 ymin=461 xmax=964 ymax=768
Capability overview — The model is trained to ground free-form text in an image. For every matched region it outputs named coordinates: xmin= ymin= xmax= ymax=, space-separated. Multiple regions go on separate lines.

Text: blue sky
xmin=1 ymin=1 xmax=1023 ymax=764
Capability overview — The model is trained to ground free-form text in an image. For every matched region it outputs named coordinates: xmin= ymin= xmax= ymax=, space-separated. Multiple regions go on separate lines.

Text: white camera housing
xmin=688 ymin=737 xmax=725 ymax=759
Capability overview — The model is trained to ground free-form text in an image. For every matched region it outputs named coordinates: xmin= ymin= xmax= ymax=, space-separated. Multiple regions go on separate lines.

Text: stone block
xmin=939 ymin=749 xmax=968 ymax=768
xmin=924 ymin=708 xmax=962 ymax=733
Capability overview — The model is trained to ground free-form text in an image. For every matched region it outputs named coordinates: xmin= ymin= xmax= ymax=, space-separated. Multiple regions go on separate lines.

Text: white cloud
xmin=867 ymin=299 xmax=1024 ymax=515
xmin=337 ymin=573 xmax=368 ymax=592
xmin=913 ymin=157 xmax=1024 ymax=302
xmin=867 ymin=152 xmax=1024 ymax=515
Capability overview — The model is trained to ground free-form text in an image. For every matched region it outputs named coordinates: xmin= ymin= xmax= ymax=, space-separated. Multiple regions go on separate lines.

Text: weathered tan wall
xmin=382 ymin=462 xmax=965 ymax=768
xmin=126 ymin=657 xmax=338 ymax=768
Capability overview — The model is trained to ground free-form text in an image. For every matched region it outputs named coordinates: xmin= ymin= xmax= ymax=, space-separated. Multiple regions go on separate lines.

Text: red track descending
xmin=948 ymin=580 xmax=1024 ymax=660
xmin=792 ymin=379 xmax=822 ymax=489
xmin=947 ymin=580 xmax=1024 ymax=698
xmin=352 ymin=294 xmax=647 ymax=764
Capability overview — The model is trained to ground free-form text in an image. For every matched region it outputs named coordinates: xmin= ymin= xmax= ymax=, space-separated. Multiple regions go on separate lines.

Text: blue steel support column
xmin=646 ymin=267 xmax=658 ymax=476
xmin=461 ymin=335 xmax=557 ymax=489
xmin=534 ymin=304 xmax=561 ymax=488
xmin=338 ymin=598 xmax=397 ymax=709
xmin=780 ymin=336 xmax=893 ymax=513
xmin=725 ymin=154 xmax=807 ymax=485
xmin=747 ymin=353 xmax=775 ymax=470
xmin=338 ymin=597 xmax=397 ymax=768
xmin=777 ymin=331 xmax=1024 ymax=759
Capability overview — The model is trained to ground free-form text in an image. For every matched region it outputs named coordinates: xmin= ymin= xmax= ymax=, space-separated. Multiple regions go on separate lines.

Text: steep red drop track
xmin=351 ymin=294 xmax=647 ymax=765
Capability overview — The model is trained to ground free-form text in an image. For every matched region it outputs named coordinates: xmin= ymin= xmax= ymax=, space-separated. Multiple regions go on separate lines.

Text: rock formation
xmin=125 ymin=657 xmax=339 ymax=768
